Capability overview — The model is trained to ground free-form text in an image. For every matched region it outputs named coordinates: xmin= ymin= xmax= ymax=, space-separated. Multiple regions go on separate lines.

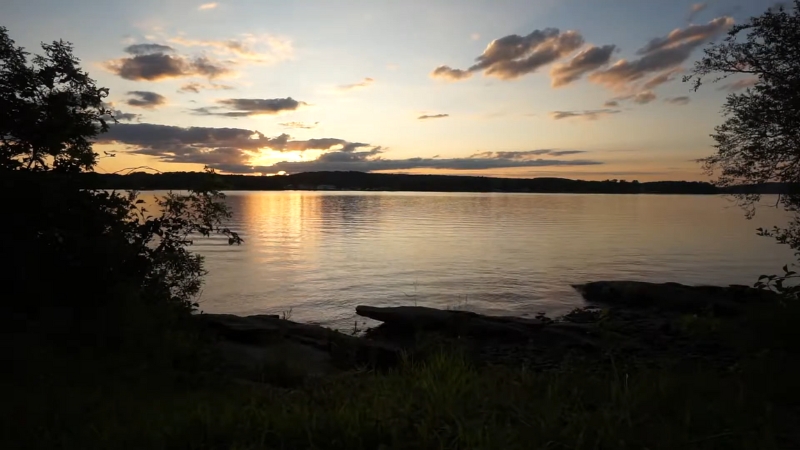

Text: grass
xmin=4 ymin=301 xmax=800 ymax=449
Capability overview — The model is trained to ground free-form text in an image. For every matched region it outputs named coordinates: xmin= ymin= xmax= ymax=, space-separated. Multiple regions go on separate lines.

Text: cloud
xmin=665 ymin=96 xmax=691 ymax=105
xmin=589 ymin=17 xmax=733 ymax=91
xmin=718 ymin=77 xmax=758 ymax=91
xmin=101 ymin=103 xmax=140 ymax=122
xmin=191 ymin=56 xmax=231 ymax=78
xmin=550 ymin=109 xmax=621 ymax=120
xmin=124 ymin=43 xmax=174 ymax=55
xmin=104 ymin=43 xmax=232 ymax=81
xmin=642 ymin=68 xmax=682 ymax=90
xmin=606 ymin=90 xmax=657 ymax=105
xmin=338 ymin=77 xmax=374 ymax=91
xmin=279 ymin=121 xmax=319 ymax=129
xmin=178 ymin=82 xmax=235 ymax=93
xmin=550 ymin=45 xmax=616 ymax=87
xmin=125 ymin=91 xmax=167 ymax=109
xmin=431 ymin=28 xmax=585 ymax=81
xmin=632 ymin=90 xmax=657 ymax=104
xmin=688 ymin=3 xmax=707 ymax=22
xmin=99 ymin=123 xmax=278 ymax=152
xmin=192 ymin=97 xmax=305 ymax=117
xmin=417 ymin=114 xmax=449 ymax=120
xmin=97 ymin=125 xmax=359 ymax=168
xmin=198 ymin=2 xmax=218 ymax=10
xmin=472 ymin=149 xmax=589 ymax=159
xmin=97 ymin=123 xmax=602 ymax=174
xmin=471 ymin=33 xmax=481 ymax=41
xmin=431 ymin=65 xmax=473 ymax=81
xmin=636 ymin=17 xmax=732 ymax=55
xmin=262 ymin=154 xmax=602 ymax=174
xmin=603 ymin=100 xmax=619 ymax=107
xmin=169 ymin=33 xmax=293 ymax=64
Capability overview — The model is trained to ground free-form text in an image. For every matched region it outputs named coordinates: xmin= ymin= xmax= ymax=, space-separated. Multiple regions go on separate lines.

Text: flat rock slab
xmin=356 ymin=305 xmax=546 ymax=338
xmin=573 ymin=281 xmax=779 ymax=315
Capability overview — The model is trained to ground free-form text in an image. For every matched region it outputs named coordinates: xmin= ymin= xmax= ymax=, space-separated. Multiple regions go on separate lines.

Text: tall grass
xmin=6 ymin=294 xmax=800 ymax=449
xmin=4 ymin=344 xmax=797 ymax=449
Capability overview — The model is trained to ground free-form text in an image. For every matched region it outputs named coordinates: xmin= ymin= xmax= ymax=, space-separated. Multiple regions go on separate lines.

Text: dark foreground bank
xmin=5 ymin=281 xmax=800 ymax=449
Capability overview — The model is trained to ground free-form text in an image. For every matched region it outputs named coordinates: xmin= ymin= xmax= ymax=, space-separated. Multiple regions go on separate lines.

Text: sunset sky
xmin=4 ymin=0 xmax=775 ymax=180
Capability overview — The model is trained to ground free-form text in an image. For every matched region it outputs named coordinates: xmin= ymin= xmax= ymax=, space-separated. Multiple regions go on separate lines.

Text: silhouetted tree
xmin=0 ymin=26 xmax=240 ymax=343
xmin=687 ymin=1 xmax=800 ymax=296
xmin=0 ymin=27 xmax=111 ymax=172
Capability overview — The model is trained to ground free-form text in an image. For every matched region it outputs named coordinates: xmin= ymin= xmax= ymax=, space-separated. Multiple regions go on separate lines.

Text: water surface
xmin=186 ymin=192 xmax=792 ymax=328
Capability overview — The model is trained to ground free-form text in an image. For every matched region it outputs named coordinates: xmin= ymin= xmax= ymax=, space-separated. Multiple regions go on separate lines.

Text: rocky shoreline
xmin=196 ymin=281 xmax=779 ymax=384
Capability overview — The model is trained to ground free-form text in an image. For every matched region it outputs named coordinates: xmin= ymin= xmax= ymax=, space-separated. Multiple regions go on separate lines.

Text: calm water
xmin=186 ymin=191 xmax=792 ymax=328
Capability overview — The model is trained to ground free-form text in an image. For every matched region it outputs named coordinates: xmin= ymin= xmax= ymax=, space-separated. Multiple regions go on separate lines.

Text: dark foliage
xmin=687 ymin=2 xmax=800 ymax=297
xmin=0 ymin=27 xmax=240 ymax=351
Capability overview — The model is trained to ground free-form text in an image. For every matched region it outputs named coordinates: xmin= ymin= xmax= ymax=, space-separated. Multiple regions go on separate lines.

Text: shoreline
xmin=198 ymin=280 xmax=780 ymax=381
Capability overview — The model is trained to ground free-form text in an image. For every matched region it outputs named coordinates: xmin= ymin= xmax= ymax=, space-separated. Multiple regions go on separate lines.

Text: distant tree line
xmin=69 ymin=170 xmax=794 ymax=195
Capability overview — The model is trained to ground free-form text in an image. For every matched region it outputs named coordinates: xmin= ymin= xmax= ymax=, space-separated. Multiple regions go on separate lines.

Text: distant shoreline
xmin=14 ymin=170 xmax=794 ymax=195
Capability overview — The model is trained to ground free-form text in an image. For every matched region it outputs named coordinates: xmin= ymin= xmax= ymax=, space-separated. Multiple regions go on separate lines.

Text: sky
xmin=3 ymin=0 xmax=778 ymax=181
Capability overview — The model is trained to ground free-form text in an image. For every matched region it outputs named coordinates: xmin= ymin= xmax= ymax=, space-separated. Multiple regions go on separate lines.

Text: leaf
xmin=136 ymin=199 xmax=145 ymax=204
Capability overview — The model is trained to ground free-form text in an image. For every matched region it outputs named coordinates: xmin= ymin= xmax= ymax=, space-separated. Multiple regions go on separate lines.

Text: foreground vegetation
xmin=5 ymin=297 xmax=800 ymax=450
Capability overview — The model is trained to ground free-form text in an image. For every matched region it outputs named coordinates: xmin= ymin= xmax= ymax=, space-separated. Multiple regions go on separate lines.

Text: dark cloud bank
xmin=97 ymin=123 xmax=603 ymax=174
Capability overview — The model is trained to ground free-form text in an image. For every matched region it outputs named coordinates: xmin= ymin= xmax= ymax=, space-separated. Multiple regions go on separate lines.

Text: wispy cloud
xmin=178 ymin=82 xmax=234 ymax=93
xmin=102 ymin=102 xmax=140 ymax=122
xmin=198 ymin=2 xmax=218 ymax=10
xmin=665 ymin=96 xmax=691 ymax=105
xmin=169 ymin=33 xmax=293 ymax=64
xmin=550 ymin=109 xmax=621 ymax=121
xmin=642 ymin=67 xmax=682 ymax=90
xmin=718 ymin=77 xmax=758 ymax=91
xmin=687 ymin=3 xmax=707 ymax=22
xmin=192 ymin=97 xmax=306 ymax=117
xmin=126 ymin=91 xmax=167 ymax=109
xmin=338 ymin=77 xmax=374 ymax=91
xmin=632 ymin=90 xmax=656 ymax=104
xmin=550 ymin=45 xmax=616 ymax=87
xmin=418 ymin=114 xmax=449 ymax=120
xmin=607 ymin=90 xmax=657 ymax=105
xmin=471 ymin=149 xmax=589 ymax=159
xmin=279 ymin=121 xmax=319 ymax=129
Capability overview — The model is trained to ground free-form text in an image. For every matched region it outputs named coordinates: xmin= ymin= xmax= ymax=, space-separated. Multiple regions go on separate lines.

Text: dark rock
xmin=195 ymin=314 xmax=401 ymax=379
xmin=572 ymin=281 xmax=779 ymax=315
xmin=356 ymin=305 xmax=545 ymax=339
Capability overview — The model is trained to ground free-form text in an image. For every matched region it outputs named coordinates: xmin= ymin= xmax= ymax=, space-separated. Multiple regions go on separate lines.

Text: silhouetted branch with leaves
xmin=687 ymin=1 xmax=800 ymax=298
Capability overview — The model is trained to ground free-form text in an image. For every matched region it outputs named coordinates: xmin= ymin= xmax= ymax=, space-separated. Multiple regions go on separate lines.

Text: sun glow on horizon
xmin=248 ymin=149 xmax=312 ymax=168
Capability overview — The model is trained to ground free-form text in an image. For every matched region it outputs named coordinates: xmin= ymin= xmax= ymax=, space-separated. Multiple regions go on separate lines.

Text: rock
xmin=356 ymin=305 xmax=546 ymax=339
xmin=195 ymin=314 xmax=401 ymax=380
xmin=572 ymin=281 xmax=779 ymax=315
